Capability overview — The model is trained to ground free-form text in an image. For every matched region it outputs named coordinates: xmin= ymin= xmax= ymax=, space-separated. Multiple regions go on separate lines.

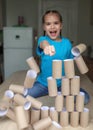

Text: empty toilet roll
xmin=31 ymin=108 xmax=40 ymax=124
xmin=49 ymin=107 xmax=58 ymax=122
xmin=2 ymin=90 xmax=14 ymax=105
xmin=66 ymin=95 xmax=74 ymax=112
xmin=25 ymin=110 xmax=31 ymax=124
xmin=0 ymin=100 xmax=10 ymax=111
xmin=41 ymin=106 xmax=49 ymax=119
xmin=80 ymin=108 xmax=89 ymax=127
xmin=0 ymin=107 xmax=8 ymax=117
xmin=70 ymin=111 xmax=79 ymax=127
xmin=52 ymin=60 xmax=62 ymax=79
xmin=26 ymin=95 xmax=43 ymax=109
xmin=32 ymin=117 xmax=52 ymax=130
xmin=76 ymin=92 xmax=85 ymax=112
xmin=9 ymin=84 xmax=28 ymax=96
xmin=47 ymin=77 xmax=57 ymax=97
xmin=24 ymin=69 xmax=37 ymax=88
xmin=14 ymin=94 xmax=31 ymax=110
xmin=64 ymin=59 xmax=75 ymax=78
xmin=48 ymin=121 xmax=62 ymax=130
xmin=61 ymin=77 xmax=70 ymax=96
xmin=15 ymin=106 xmax=28 ymax=129
xmin=60 ymin=108 xmax=69 ymax=127
xmin=55 ymin=92 xmax=63 ymax=112
xmin=26 ymin=56 xmax=40 ymax=73
xmin=70 ymin=76 xmax=80 ymax=95
xmin=74 ymin=55 xmax=89 ymax=74
xmin=71 ymin=43 xmax=87 ymax=57
xmin=6 ymin=108 xmax=16 ymax=121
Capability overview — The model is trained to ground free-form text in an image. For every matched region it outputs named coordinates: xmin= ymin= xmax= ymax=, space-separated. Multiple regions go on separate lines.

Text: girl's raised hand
xmin=44 ymin=45 xmax=55 ymax=56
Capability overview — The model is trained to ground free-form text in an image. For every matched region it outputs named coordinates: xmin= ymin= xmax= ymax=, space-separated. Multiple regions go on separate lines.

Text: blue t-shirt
xmin=36 ymin=36 xmax=73 ymax=87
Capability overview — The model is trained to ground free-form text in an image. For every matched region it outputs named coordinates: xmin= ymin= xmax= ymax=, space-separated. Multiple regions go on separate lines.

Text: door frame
xmin=38 ymin=0 xmax=78 ymax=44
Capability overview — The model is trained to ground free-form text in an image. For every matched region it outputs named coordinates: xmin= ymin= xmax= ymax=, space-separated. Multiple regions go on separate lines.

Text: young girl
xmin=27 ymin=10 xmax=90 ymax=104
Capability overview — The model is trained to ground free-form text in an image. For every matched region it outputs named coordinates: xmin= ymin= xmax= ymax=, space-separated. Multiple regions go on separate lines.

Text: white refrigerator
xmin=3 ymin=27 xmax=33 ymax=79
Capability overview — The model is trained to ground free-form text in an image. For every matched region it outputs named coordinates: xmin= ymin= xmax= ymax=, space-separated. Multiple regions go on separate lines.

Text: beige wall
xmin=5 ymin=0 xmax=93 ymax=56
xmin=78 ymin=0 xmax=93 ymax=46
xmin=5 ymin=0 xmax=38 ymax=31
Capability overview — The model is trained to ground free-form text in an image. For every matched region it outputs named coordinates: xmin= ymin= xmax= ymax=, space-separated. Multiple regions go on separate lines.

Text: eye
xmin=54 ymin=21 xmax=59 ymax=25
xmin=45 ymin=22 xmax=51 ymax=26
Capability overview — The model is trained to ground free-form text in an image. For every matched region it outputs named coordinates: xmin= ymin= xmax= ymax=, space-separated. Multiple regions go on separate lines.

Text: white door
xmin=38 ymin=0 xmax=78 ymax=44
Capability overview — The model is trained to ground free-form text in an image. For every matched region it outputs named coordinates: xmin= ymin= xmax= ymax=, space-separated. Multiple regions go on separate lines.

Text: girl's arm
xmin=40 ymin=40 xmax=55 ymax=56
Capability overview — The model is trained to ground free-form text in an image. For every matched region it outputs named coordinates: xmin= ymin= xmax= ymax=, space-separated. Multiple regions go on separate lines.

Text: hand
xmin=44 ymin=45 xmax=55 ymax=56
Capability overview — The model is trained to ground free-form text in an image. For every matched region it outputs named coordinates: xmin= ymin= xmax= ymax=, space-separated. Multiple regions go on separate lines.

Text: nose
xmin=50 ymin=24 xmax=55 ymax=29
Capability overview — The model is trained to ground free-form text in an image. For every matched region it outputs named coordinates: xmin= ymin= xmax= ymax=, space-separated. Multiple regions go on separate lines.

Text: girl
xmin=27 ymin=10 xmax=90 ymax=104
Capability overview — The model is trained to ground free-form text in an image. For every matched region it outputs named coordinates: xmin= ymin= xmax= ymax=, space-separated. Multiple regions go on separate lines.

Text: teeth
xmin=50 ymin=31 xmax=56 ymax=34
xmin=50 ymin=31 xmax=56 ymax=33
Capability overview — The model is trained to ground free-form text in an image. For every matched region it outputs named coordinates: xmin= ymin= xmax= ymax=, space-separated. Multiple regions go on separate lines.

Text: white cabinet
xmin=3 ymin=27 xmax=33 ymax=79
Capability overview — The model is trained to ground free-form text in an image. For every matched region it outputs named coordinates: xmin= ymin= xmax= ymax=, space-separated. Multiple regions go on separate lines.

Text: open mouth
xmin=50 ymin=31 xmax=57 ymax=37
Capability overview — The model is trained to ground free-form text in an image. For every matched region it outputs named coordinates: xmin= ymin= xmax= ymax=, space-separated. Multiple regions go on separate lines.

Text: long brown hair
xmin=42 ymin=10 xmax=63 ymax=37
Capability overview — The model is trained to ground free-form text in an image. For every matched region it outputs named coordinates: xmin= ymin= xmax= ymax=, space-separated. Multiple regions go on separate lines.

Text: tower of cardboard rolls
xmin=47 ymin=43 xmax=89 ymax=128
xmin=0 ymin=43 xmax=90 ymax=130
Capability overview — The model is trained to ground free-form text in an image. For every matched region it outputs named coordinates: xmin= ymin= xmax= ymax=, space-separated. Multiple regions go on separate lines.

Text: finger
xmin=51 ymin=46 xmax=55 ymax=53
xmin=44 ymin=46 xmax=50 ymax=55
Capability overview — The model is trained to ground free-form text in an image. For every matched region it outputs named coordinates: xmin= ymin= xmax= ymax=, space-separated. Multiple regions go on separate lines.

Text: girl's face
xmin=43 ymin=13 xmax=62 ymax=41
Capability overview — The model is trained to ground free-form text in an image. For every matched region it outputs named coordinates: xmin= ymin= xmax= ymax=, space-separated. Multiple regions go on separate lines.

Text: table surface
xmin=0 ymin=70 xmax=93 ymax=130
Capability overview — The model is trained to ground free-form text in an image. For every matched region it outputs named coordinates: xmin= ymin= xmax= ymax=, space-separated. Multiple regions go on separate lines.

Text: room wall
xmin=77 ymin=0 xmax=93 ymax=56
xmin=5 ymin=0 xmax=93 ymax=56
xmin=5 ymin=0 xmax=38 ymax=32
xmin=78 ymin=0 xmax=93 ymax=46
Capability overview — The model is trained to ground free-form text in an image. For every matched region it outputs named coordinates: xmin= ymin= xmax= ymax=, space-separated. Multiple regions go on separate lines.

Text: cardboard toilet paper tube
xmin=52 ymin=60 xmax=62 ymax=79
xmin=26 ymin=95 xmax=43 ymax=109
xmin=60 ymin=108 xmax=69 ymax=127
xmin=3 ymin=90 xmax=14 ymax=102
xmin=41 ymin=106 xmax=49 ymax=119
xmin=71 ymin=43 xmax=87 ymax=57
xmin=49 ymin=107 xmax=58 ymax=122
xmin=48 ymin=121 xmax=62 ymax=130
xmin=61 ymin=77 xmax=70 ymax=96
xmin=6 ymin=108 xmax=16 ymax=121
xmin=25 ymin=110 xmax=31 ymax=124
xmin=70 ymin=111 xmax=79 ymax=127
xmin=9 ymin=84 xmax=28 ymax=96
xmin=26 ymin=56 xmax=40 ymax=73
xmin=14 ymin=94 xmax=31 ymax=110
xmin=76 ymin=92 xmax=85 ymax=112
xmin=70 ymin=76 xmax=80 ymax=95
xmin=0 ymin=100 xmax=10 ymax=110
xmin=74 ymin=55 xmax=89 ymax=74
xmin=64 ymin=59 xmax=75 ymax=78
xmin=0 ymin=106 xmax=8 ymax=117
xmin=66 ymin=95 xmax=74 ymax=112
xmin=31 ymin=108 xmax=40 ymax=124
xmin=32 ymin=117 xmax=52 ymax=130
xmin=47 ymin=77 xmax=57 ymax=97
xmin=15 ymin=106 xmax=28 ymax=129
xmin=23 ymin=125 xmax=33 ymax=130
xmin=24 ymin=69 xmax=37 ymax=88
xmin=80 ymin=108 xmax=89 ymax=127
xmin=55 ymin=92 xmax=63 ymax=112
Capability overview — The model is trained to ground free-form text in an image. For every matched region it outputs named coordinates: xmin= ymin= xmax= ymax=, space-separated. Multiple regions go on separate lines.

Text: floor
xmin=0 ymin=70 xmax=93 ymax=130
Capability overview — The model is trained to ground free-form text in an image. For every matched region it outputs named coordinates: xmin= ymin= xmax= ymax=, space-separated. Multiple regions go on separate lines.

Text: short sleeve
xmin=67 ymin=40 xmax=74 ymax=59
xmin=36 ymin=36 xmax=47 ymax=56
